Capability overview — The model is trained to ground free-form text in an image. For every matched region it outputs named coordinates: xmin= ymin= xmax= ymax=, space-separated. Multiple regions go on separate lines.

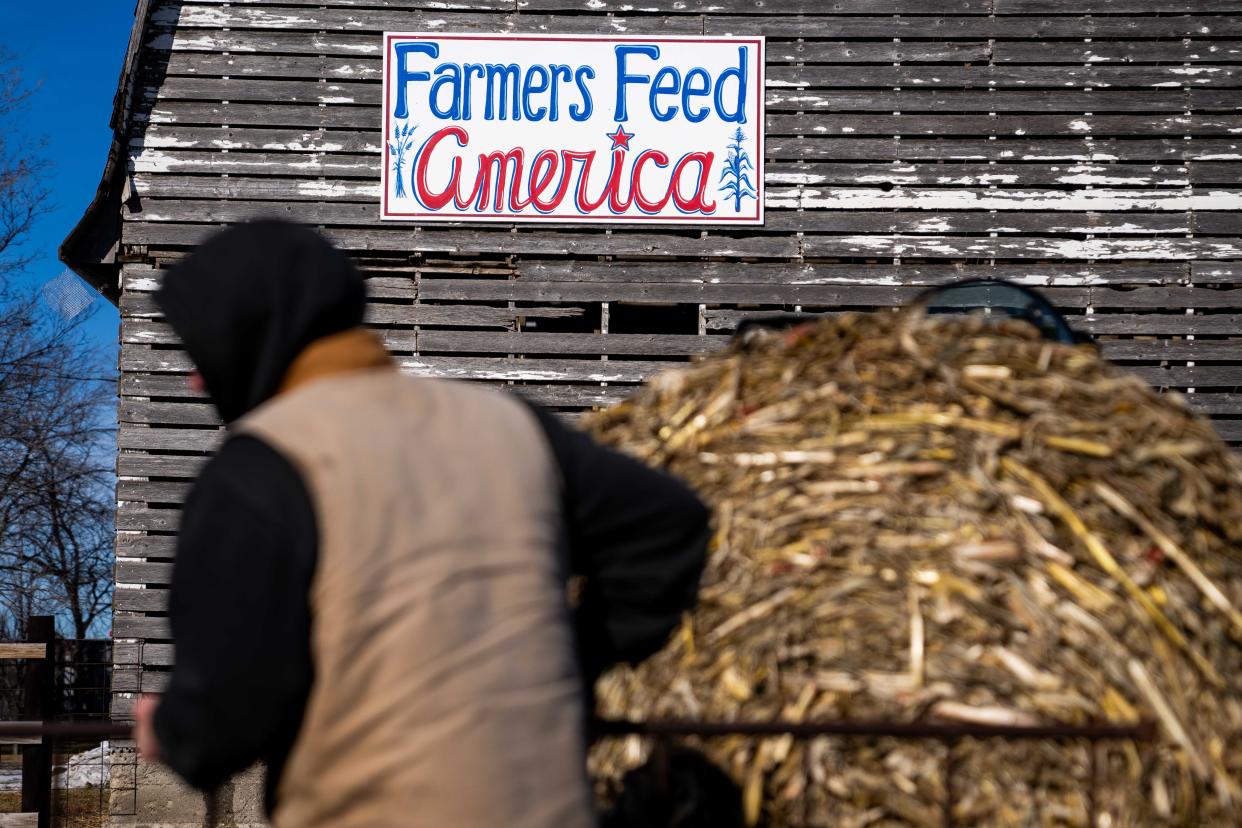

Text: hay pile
xmin=585 ymin=310 xmax=1242 ymax=827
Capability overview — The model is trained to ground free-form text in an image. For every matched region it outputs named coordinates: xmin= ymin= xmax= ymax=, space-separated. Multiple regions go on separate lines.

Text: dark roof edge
xmin=58 ymin=0 xmax=156 ymax=304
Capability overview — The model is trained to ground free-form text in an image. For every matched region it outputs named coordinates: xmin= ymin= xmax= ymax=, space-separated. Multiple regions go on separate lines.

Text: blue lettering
xmin=682 ymin=67 xmax=711 ymax=123
xmin=714 ymin=46 xmax=749 ymax=124
xmin=461 ymin=63 xmax=486 ymax=119
xmin=571 ymin=66 xmax=595 ymax=121
xmin=523 ymin=65 xmax=550 ymax=121
xmin=393 ymin=42 xmax=438 ymax=119
xmin=485 ymin=64 xmax=521 ymax=120
xmin=429 ymin=63 xmax=462 ymax=119
xmin=613 ymin=44 xmax=659 ymax=122
xmin=649 ymin=66 xmax=681 ymax=122
xmin=549 ymin=65 xmax=572 ymax=123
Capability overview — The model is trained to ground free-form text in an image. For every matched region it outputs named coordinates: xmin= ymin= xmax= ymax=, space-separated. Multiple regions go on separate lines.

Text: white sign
xmin=381 ymin=33 xmax=764 ymax=225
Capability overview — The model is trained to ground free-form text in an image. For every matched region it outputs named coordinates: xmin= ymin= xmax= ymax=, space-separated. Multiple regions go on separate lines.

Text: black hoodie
xmin=149 ymin=221 xmax=710 ymax=816
xmin=154 ymin=219 xmax=366 ymax=423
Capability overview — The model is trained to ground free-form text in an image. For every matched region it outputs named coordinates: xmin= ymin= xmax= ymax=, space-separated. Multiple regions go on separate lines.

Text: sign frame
xmin=380 ymin=32 xmax=765 ymax=225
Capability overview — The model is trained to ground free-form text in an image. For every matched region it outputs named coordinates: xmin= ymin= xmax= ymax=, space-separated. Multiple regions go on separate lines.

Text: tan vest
xmin=237 ymin=352 xmax=595 ymax=828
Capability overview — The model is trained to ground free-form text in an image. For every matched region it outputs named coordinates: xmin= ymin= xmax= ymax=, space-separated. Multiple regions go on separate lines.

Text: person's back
xmin=244 ymin=365 xmax=593 ymax=827
xmin=132 ymin=220 xmax=711 ymax=828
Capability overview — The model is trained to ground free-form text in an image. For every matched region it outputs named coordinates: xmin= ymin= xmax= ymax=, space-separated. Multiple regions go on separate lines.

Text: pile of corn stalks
xmin=585 ymin=310 xmax=1242 ymax=827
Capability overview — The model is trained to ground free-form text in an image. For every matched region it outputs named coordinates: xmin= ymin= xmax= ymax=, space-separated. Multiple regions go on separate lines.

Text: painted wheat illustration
xmin=388 ymin=122 xmax=418 ymax=198
xmin=719 ymin=127 xmax=757 ymax=211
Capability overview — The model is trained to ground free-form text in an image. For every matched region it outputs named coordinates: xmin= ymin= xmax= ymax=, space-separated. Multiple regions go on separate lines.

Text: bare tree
xmin=0 ymin=55 xmax=114 ymax=639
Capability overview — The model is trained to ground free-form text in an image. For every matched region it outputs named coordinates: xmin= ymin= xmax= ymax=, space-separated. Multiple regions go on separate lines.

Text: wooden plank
xmin=155 ymin=27 xmax=994 ymax=63
xmin=419 ymin=281 xmax=1242 ymax=309
xmin=128 ymin=202 xmax=1224 ymax=238
xmin=158 ymin=6 xmax=1242 ymax=37
xmin=699 ymin=15 xmax=1242 ymax=38
xmin=122 ymin=307 xmax=583 ymax=342
xmin=0 ymin=644 xmax=45 ymax=660
xmin=797 ymin=236 xmax=1242 ymax=260
xmin=140 ymin=645 xmax=174 ymax=668
xmin=117 ymin=505 xmax=185 ymax=532
xmin=401 ymin=356 xmax=687 ymax=383
xmin=516 ymin=262 xmax=1195 ymax=286
xmin=995 ymin=40 xmax=1242 ymax=64
xmin=995 ymin=0 xmax=1242 ymax=12
xmin=123 ymin=174 xmax=1242 ymax=213
xmin=130 ymin=125 xmax=1242 ymax=163
xmin=112 ymin=615 xmax=170 ymax=641
xmin=1099 ymin=340 xmax=1242 ymax=361
xmin=764 ymin=113 xmax=1242 ymax=138
xmin=706 ymin=310 xmax=1242 ymax=336
xmin=116 ymin=534 xmax=178 ymax=558
xmin=120 ymin=399 xmax=219 ymax=427
xmin=160 ymin=53 xmax=1242 ymax=91
xmin=161 ymin=52 xmax=1242 ymax=89
xmin=117 ymin=452 xmax=208 ymax=478
xmin=121 ymin=261 xmax=1201 ymax=289
xmin=118 ymin=479 xmax=193 ymax=503
xmin=111 ymin=694 xmax=135 ymax=720
xmin=131 ymin=151 xmax=1242 ymax=189
xmin=111 ymin=668 xmax=141 ymax=693
xmin=114 ymin=589 xmax=172 ymax=614
xmin=769 ymin=65 xmax=1241 ymax=89
xmin=0 ymin=812 xmax=39 ymax=825
xmin=122 ymin=221 xmax=802 ymax=259
xmin=116 ymin=562 xmax=172 ymax=584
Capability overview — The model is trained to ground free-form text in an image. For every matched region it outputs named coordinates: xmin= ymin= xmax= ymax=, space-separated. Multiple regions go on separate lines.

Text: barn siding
xmin=106 ymin=0 xmax=1239 ymax=815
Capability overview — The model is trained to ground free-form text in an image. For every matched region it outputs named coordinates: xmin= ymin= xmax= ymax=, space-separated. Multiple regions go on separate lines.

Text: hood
xmin=154 ymin=220 xmax=366 ymax=423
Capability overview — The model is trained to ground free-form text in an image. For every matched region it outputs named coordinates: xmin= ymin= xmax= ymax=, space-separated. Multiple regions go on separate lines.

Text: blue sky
xmin=3 ymin=3 xmax=135 ymax=352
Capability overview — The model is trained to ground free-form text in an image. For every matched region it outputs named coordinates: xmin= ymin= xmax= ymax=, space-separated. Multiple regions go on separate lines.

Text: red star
xmin=605 ymin=124 xmax=635 ymax=151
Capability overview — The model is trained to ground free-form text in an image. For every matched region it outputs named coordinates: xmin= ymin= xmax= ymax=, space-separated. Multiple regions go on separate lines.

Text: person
xmin=131 ymin=220 xmax=711 ymax=828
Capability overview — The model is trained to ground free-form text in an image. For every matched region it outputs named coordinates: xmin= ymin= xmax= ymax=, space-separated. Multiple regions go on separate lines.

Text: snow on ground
xmin=0 ymin=743 xmax=112 ymax=791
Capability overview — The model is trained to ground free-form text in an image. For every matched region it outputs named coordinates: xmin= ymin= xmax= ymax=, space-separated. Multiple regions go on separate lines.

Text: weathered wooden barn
xmin=62 ymin=0 xmax=1240 ymax=823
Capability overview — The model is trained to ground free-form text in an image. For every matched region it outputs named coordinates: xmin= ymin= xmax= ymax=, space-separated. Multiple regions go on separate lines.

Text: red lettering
xmin=529 ymin=150 xmax=568 ymax=213
xmin=671 ymin=152 xmax=716 ymax=214
xmin=414 ymin=126 xmax=469 ymax=210
xmin=631 ymin=150 xmax=672 ymax=214
xmin=472 ymin=149 xmax=526 ymax=212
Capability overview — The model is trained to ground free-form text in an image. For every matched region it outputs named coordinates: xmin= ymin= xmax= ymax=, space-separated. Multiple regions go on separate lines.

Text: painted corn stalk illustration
xmin=388 ymin=122 xmax=418 ymax=198
xmin=718 ymin=127 xmax=757 ymax=211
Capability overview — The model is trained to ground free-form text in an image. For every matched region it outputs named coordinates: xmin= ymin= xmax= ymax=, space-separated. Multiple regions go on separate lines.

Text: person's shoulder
xmin=187 ymin=434 xmax=306 ymax=512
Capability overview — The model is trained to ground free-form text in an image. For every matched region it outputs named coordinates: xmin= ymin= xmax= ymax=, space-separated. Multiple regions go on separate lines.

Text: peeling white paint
xmin=1056 ymin=172 xmax=1184 ymax=186
xmin=934 ymin=174 xmax=1020 ymax=185
xmin=840 ymin=127 xmax=855 ymax=133
xmin=824 ymin=235 xmax=1242 ymax=260
xmin=138 ymin=135 xmax=200 ymax=149
xmin=297 ymin=180 xmax=381 ymax=198
xmin=774 ymin=188 xmax=1242 ymax=212
xmin=1068 ymin=120 xmax=1091 ymax=132
xmin=319 ymin=96 xmax=357 ymax=104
